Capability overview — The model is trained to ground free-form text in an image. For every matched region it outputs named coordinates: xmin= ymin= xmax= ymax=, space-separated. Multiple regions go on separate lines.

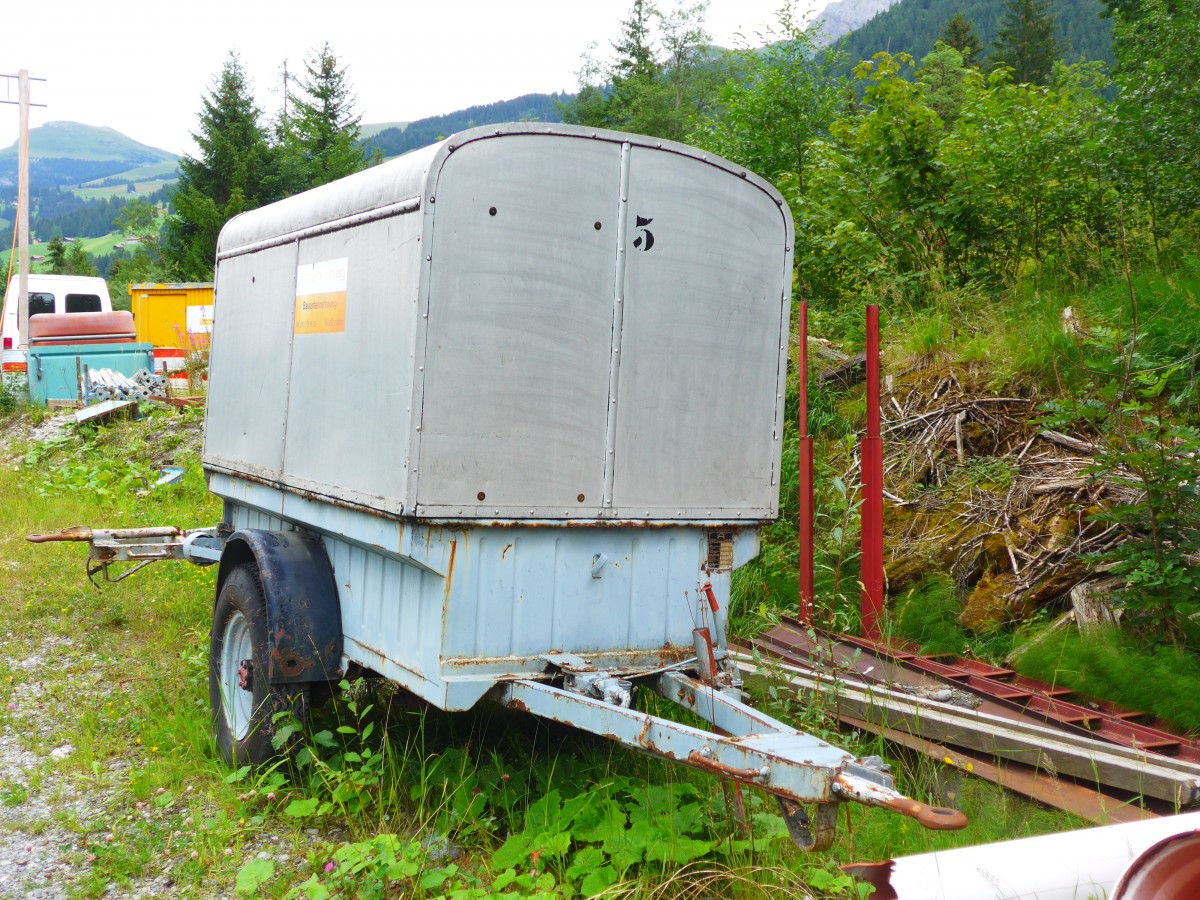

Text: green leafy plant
xmin=1090 ymin=414 xmax=1200 ymax=645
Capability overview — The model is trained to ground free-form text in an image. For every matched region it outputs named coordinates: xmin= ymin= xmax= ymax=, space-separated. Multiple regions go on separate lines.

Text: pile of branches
xmin=873 ymin=367 xmax=1140 ymax=628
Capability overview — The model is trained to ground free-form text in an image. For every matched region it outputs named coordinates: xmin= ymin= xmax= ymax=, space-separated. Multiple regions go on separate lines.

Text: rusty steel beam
xmin=836 ymin=711 xmax=1161 ymax=826
xmin=812 ymin=622 xmax=1200 ymax=762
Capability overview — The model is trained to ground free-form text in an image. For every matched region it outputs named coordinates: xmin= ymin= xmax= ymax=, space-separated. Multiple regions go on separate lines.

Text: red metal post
xmin=798 ymin=300 xmax=815 ymax=624
xmin=860 ymin=305 xmax=884 ymax=640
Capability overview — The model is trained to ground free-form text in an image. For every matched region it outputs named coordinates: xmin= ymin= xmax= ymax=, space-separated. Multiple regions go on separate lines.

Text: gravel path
xmin=0 ymin=641 xmax=101 ymax=897
xmin=0 ymin=639 xmax=205 ymax=898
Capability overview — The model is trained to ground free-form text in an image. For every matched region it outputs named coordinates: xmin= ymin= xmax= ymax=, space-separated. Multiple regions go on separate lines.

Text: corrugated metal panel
xmin=440 ymin=526 xmax=704 ymax=665
xmin=328 ymin=536 xmax=446 ymax=696
xmin=223 ymin=474 xmax=723 ymax=710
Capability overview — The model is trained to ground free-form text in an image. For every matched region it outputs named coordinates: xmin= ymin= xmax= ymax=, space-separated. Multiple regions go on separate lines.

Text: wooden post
xmin=860 ymin=305 xmax=884 ymax=640
xmin=16 ymin=69 xmax=30 ymax=352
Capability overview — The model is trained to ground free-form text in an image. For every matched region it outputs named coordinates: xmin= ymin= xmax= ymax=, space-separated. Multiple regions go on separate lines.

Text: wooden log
xmin=818 ymin=351 xmax=867 ymax=389
xmin=1030 ymin=477 xmax=1092 ymax=495
xmin=1040 ymin=430 xmax=1098 ymax=453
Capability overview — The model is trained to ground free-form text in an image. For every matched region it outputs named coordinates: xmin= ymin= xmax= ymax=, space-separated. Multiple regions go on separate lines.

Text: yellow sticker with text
xmin=295 ymin=258 xmax=348 ymax=334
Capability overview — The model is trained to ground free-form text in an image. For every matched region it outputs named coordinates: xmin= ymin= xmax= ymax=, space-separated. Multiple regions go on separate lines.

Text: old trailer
xmin=31 ymin=123 xmax=965 ymax=851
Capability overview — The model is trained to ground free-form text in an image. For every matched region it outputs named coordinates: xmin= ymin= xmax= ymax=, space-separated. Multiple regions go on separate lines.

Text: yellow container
xmin=128 ymin=283 xmax=214 ymax=363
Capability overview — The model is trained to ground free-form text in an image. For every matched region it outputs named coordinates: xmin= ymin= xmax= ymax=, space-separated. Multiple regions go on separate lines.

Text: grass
xmin=1015 ymin=626 xmax=1200 ymax=734
xmin=73 ymin=184 xmax=171 ymax=201
xmin=79 ymin=161 xmax=179 ymax=186
xmin=0 ymin=400 xmax=1091 ymax=897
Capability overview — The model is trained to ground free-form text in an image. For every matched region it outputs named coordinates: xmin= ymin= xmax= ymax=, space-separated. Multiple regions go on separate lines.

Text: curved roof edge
xmin=215 ymin=123 xmax=789 ymax=256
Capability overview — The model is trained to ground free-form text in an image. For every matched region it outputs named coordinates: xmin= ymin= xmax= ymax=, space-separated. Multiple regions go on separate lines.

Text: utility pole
xmin=1 ymin=70 xmax=47 ymax=355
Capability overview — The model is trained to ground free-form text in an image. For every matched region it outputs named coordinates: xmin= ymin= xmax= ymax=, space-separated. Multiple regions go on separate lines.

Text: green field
xmin=0 ymin=233 xmax=123 ymax=273
xmin=80 ymin=160 xmax=179 ymax=185
xmin=72 ymin=181 xmax=175 ymax=200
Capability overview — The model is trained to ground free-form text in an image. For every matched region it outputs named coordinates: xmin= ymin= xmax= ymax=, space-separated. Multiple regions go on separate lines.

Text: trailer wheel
xmin=209 ymin=563 xmax=310 ymax=767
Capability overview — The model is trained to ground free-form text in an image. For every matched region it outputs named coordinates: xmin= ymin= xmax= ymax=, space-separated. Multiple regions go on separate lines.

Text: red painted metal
xmin=701 ymin=581 xmax=719 ymax=614
xmin=860 ymin=305 xmax=884 ymax=639
xmin=798 ymin=300 xmax=814 ymax=624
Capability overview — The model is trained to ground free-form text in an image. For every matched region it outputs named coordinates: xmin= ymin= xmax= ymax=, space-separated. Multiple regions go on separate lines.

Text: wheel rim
xmin=221 ymin=610 xmax=254 ymax=740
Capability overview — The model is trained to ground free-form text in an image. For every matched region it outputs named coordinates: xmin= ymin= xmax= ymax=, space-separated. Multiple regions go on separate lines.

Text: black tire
xmin=209 ymin=563 xmax=310 ymax=767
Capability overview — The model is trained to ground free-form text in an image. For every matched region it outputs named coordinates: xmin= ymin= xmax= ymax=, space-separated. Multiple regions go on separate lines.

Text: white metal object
xmin=845 ymin=811 xmax=1200 ymax=900
xmin=2 ymin=274 xmax=114 ymax=371
xmin=220 ymin=610 xmax=253 ymax=741
xmin=204 ymin=123 xmax=792 ymax=523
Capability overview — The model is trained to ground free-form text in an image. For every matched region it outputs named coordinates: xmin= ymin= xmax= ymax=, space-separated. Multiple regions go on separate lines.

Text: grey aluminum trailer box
xmin=203 ymin=123 xmax=792 ymax=709
xmin=33 ymin=124 xmax=965 ymax=850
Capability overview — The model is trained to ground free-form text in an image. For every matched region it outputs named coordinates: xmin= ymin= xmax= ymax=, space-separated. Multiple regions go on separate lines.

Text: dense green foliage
xmin=164 ymin=53 xmax=280 ymax=280
xmin=835 ymin=0 xmax=1113 ymax=71
xmin=562 ymin=0 xmax=726 ymax=141
xmin=275 ymin=43 xmax=366 ymax=192
xmin=163 ymin=47 xmax=366 ymax=279
xmin=939 ymin=13 xmax=984 ymax=66
xmin=1108 ymin=0 xmax=1200 ymax=245
xmin=991 ymin=0 xmax=1064 ymax=84
xmin=694 ymin=9 xmax=844 ymax=187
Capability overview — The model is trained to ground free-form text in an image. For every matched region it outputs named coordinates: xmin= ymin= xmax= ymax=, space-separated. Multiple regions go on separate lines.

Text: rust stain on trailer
xmin=501 ymin=543 xmax=513 ymax=559
xmin=687 ymin=750 xmax=768 ymax=782
xmin=637 ymin=717 xmax=652 ymax=749
xmin=443 ymin=540 xmax=457 ymax=604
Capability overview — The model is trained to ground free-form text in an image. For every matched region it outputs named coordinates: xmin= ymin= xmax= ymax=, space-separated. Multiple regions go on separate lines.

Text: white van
xmin=1 ymin=274 xmax=114 ymax=372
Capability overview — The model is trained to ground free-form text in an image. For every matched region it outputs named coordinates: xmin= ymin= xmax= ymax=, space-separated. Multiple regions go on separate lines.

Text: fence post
xmin=860 ymin=305 xmax=884 ymax=640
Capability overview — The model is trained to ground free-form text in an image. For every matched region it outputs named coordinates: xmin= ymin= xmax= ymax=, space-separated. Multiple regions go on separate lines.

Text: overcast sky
xmin=1 ymin=0 xmax=822 ymax=158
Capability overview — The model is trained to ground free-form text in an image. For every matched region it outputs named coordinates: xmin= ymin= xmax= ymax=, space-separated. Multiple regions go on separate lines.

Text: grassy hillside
xmin=0 ymin=121 xmax=175 ymax=163
xmin=359 ymin=121 xmax=407 ymax=140
xmin=0 ymin=122 xmax=178 ymax=191
xmin=363 ymin=93 xmax=568 ymax=159
xmin=0 ymin=233 xmax=123 ymax=273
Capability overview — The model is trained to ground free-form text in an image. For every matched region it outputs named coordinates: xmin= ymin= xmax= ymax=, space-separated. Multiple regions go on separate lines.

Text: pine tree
xmin=613 ymin=0 xmax=659 ymax=82
xmin=46 ymin=235 xmax=67 ymax=273
xmin=562 ymin=0 xmax=719 ymax=140
xmin=164 ymin=53 xmax=275 ymax=280
xmin=281 ymin=43 xmax=365 ymax=190
xmin=63 ymin=243 xmax=97 ymax=277
xmin=991 ymin=0 xmax=1063 ymax=85
xmin=940 ymin=13 xmax=984 ymax=66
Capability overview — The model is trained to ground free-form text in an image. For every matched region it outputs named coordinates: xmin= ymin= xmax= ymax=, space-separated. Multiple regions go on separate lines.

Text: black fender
xmin=215 ymin=529 xmax=343 ymax=685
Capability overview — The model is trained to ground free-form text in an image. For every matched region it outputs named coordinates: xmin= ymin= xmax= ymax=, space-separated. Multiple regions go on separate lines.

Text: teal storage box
xmin=28 ymin=343 xmax=154 ymax=406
